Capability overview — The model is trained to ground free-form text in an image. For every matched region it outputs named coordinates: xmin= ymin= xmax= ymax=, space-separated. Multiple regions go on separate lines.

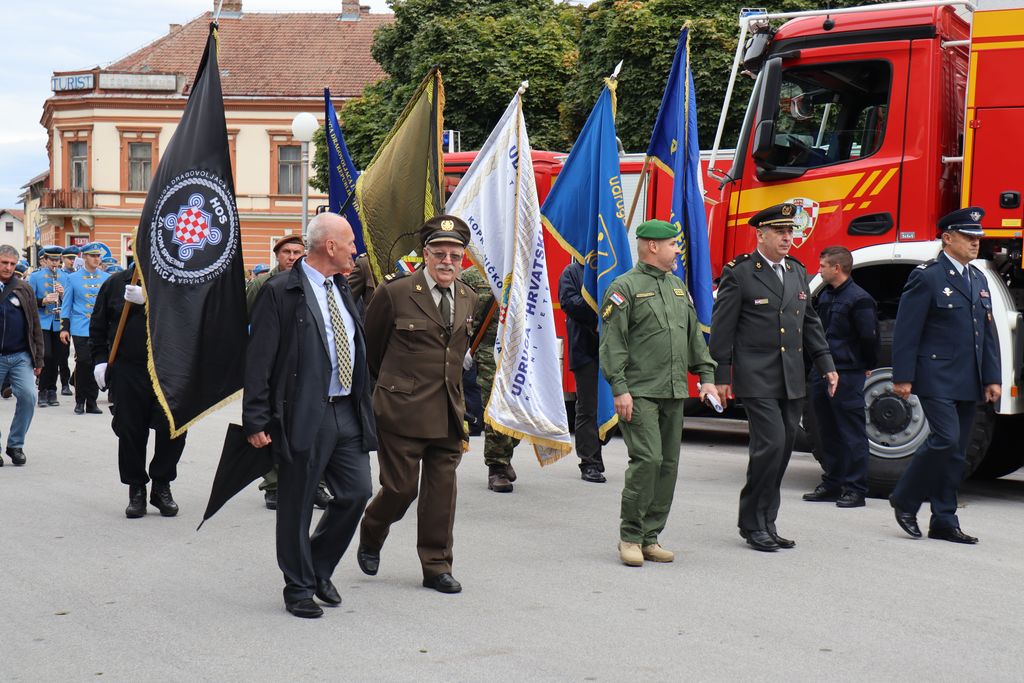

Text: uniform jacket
xmin=60 ymin=268 xmax=109 ymax=337
xmin=27 ymin=267 xmax=67 ymax=332
xmin=558 ymin=261 xmax=600 ymax=371
xmin=364 ymin=266 xmax=475 ymax=440
xmin=599 ymin=262 xmax=716 ymax=399
xmin=0 ymin=276 xmax=44 ymax=367
xmin=346 ymin=254 xmax=377 ymax=311
xmin=89 ymin=268 xmax=147 ymax=367
xmin=892 ymin=252 xmax=1000 ymax=400
xmin=815 ymin=276 xmax=879 ymax=371
xmin=242 ymin=258 xmax=377 ymax=459
xmin=709 ymin=251 xmax=834 ymax=399
xmin=245 ymin=266 xmax=279 ymax=316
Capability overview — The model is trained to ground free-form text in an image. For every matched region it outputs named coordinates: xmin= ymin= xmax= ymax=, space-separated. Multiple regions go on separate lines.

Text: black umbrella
xmin=197 ymin=423 xmax=273 ymax=530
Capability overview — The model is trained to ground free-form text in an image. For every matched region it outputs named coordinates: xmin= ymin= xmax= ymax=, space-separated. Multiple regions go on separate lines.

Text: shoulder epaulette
xmin=383 ymin=270 xmax=410 ymax=283
xmin=724 ymin=253 xmax=751 ymax=268
xmin=915 ymin=258 xmax=938 ymax=270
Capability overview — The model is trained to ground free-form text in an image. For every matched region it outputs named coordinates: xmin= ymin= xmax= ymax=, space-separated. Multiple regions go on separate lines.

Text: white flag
xmin=447 ymin=84 xmax=571 ymax=465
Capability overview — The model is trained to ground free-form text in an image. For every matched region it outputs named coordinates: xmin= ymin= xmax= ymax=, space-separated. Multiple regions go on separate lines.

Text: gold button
xmin=780 ymin=328 xmax=785 ymax=334
xmin=781 ymin=346 xmax=786 ymax=352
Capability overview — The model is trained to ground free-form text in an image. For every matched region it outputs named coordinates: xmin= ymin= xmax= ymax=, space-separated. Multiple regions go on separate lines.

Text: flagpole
xmin=213 ymin=0 xmax=225 ymax=23
xmin=107 ymin=266 xmax=140 ymax=365
xmin=624 ymin=158 xmax=650 ymax=232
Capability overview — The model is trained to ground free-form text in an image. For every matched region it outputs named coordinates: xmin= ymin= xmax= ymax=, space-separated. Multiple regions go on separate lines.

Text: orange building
xmin=37 ymin=0 xmax=391 ymax=271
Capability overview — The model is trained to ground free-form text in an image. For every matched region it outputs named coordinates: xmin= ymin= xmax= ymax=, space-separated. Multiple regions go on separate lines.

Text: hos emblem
xmin=150 ymin=169 xmax=238 ymax=285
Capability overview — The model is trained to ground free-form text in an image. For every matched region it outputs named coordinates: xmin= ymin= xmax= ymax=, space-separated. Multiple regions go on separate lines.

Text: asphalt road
xmin=2 ymin=396 xmax=1023 ymax=682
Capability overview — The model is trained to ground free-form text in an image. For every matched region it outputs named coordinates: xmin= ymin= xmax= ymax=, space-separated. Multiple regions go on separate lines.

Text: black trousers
xmin=739 ymin=397 xmax=803 ymax=533
xmin=891 ymin=397 xmax=975 ymax=531
xmin=40 ymin=329 xmax=69 ymax=392
xmin=572 ymin=361 xmax=603 ymax=471
xmin=277 ymin=398 xmax=371 ymax=603
xmin=809 ymin=371 xmax=869 ymax=494
xmin=71 ymin=335 xmax=99 ymax=403
xmin=113 ymin=362 xmax=186 ymax=486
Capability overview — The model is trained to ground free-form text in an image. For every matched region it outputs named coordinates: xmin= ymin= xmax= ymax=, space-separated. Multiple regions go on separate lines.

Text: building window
xmin=4 ymin=222 xmax=12 ymax=232
xmin=278 ymin=145 xmax=302 ymax=195
xmin=128 ymin=142 xmax=153 ymax=191
xmin=70 ymin=141 xmax=88 ymax=189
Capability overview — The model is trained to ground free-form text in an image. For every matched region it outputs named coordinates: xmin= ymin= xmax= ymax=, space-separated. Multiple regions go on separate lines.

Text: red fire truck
xmin=702 ymin=0 xmax=1024 ymax=491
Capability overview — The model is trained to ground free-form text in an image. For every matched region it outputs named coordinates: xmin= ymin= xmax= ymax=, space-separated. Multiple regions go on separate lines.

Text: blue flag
xmin=324 ymin=88 xmax=366 ymax=255
xmin=646 ymin=26 xmax=714 ymax=335
xmin=541 ymin=80 xmax=632 ymax=439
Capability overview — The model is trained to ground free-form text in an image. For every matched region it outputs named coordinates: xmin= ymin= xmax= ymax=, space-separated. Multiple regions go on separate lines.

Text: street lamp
xmin=291 ymin=112 xmax=319 ymax=237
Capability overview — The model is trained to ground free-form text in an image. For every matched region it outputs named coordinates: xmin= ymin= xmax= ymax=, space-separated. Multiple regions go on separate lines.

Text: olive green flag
xmin=355 ymin=67 xmax=445 ymax=282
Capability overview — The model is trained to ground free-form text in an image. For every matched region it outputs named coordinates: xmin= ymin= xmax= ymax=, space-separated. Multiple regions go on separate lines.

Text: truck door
xmin=726 ymin=43 xmax=912 ymax=269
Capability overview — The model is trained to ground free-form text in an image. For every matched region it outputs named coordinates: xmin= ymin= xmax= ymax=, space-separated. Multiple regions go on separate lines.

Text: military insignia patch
xmin=635 ymin=292 xmax=655 ymax=299
xmin=980 ymin=290 xmax=990 ymax=298
xmin=415 ymin=284 xmax=423 ymax=291
xmin=782 ymin=204 xmax=794 ymax=216
xmin=673 ymin=288 xmax=685 ymax=297
xmin=609 ymin=292 xmax=626 ymax=306
xmin=798 ymin=291 xmax=807 ymax=300
xmin=755 ymin=261 xmax=763 ymax=269
xmin=754 ymin=298 xmax=769 ymax=305
xmin=441 ymin=219 xmax=455 ymax=231
xmin=601 ymin=302 xmax=615 ymax=320
xmin=942 ymin=287 xmax=953 ymax=297
xmin=970 ymin=210 xmax=982 ymax=222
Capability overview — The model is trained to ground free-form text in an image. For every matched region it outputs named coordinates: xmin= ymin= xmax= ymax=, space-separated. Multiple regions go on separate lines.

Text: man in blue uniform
xmin=803 ymin=246 xmax=878 ymax=508
xmin=57 ymin=246 xmax=79 ymax=395
xmin=60 ymin=242 xmax=110 ymax=415
xmin=28 ymin=246 xmax=68 ymax=408
xmin=889 ymin=207 xmax=1001 ymax=544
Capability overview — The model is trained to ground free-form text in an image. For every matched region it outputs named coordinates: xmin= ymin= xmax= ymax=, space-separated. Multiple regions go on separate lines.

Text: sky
xmin=0 ymin=0 xmax=399 ymax=210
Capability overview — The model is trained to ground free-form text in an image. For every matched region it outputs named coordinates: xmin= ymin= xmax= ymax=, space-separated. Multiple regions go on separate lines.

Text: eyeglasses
xmin=426 ymin=249 xmax=464 ymax=262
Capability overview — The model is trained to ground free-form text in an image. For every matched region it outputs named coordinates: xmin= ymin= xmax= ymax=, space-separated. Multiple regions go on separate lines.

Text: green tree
xmin=312 ymin=0 xmax=581 ymax=192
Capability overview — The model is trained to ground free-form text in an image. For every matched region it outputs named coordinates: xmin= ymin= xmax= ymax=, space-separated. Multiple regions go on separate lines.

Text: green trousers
xmin=475 ymin=349 xmax=519 ymax=467
xmin=618 ymin=396 xmax=685 ymax=545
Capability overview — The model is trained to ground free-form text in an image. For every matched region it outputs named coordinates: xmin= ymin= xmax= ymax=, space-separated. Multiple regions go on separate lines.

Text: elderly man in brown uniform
xmin=357 ymin=215 xmax=475 ymax=594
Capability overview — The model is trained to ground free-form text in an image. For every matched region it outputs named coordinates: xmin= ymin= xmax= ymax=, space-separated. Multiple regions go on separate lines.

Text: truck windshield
xmin=764 ymin=60 xmax=891 ymax=170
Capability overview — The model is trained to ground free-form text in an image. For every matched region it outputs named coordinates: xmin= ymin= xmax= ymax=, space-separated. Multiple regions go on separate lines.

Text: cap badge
xmin=781 ymin=204 xmax=794 ymax=217
xmin=969 ymin=211 xmax=982 ymax=222
xmin=441 ymin=219 xmax=455 ymax=232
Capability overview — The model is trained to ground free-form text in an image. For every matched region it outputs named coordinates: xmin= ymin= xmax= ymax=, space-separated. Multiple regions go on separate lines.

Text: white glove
xmin=94 ymin=362 xmax=108 ymax=391
xmin=124 ymin=284 xmax=145 ymax=305
xmin=463 ymin=350 xmax=475 ymax=371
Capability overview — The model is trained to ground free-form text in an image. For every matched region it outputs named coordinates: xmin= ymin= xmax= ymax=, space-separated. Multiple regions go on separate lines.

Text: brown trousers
xmin=360 ymin=415 xmax=462 ymax=579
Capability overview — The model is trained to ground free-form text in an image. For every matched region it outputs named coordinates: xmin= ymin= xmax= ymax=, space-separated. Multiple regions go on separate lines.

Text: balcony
xmin=40 ymin=188 xmax=94 ymax=210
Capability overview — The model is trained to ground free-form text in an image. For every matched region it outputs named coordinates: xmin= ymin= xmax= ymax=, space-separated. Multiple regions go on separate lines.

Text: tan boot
xmin=642 ymin=543 xmax=675 ymax=563
xmin=618 ymin=541 xmax=644 ymax=567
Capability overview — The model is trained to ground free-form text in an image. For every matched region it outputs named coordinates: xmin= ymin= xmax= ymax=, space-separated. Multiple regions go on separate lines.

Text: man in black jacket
xmin=558 ymin=260 xmax=605 ymax=483
xmin=243 ymin=212 xmax=376 ymax=619
xmin=90 ymin=266 xmax=186 ymax=518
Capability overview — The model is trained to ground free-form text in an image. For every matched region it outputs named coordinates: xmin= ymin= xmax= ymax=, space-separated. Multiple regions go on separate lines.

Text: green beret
xmin=635 ymin=219 xmax=677 ymax=240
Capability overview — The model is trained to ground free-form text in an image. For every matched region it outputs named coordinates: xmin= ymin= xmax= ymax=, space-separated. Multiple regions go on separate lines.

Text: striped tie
xmin=324 ymin=279 xmax=352 ymax=389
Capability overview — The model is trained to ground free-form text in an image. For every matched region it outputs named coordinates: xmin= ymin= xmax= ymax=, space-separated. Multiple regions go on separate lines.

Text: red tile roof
xmin=106 ymin=10 xmax=393 ymax=98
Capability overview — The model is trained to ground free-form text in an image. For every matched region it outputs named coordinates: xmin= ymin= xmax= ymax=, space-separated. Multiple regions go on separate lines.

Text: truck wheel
xmin=970 ymin=413 xmax=1023 ymax=479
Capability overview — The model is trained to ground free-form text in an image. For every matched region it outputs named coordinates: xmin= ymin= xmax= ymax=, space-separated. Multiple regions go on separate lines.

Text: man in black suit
xmin=709 ymin=203 xmax=837 ymax=552
xmin=243 ymin=212 xmax=377 ymax=618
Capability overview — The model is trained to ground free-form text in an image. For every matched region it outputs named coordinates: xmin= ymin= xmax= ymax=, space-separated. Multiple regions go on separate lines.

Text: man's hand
xmin=893 ymin=382 xmax=912 ymax=400
xmin=124 ymin=284 xmax=145 ymax=305
xmin=59 ymin=331 xmax=70 ymax=345
xmin=614 ymin=392 xmax=633 ymax=423
xmin=247 ymin=432 xmax=272 ymax=448
xmin=33 ymin=367 xmax=41 ymax=377
xmin=715 ymin=384 xmax=734 ymax=410
xmin=826 ymin=371 xmax=839 ymax=397
xmin=462 ymin=350 xmax=474 ymax=371
xmin=42 ymin=292 xmax=59 ymax=305
xmin=985 ymin=384 xmax=1002 ymax=404
xmin=93 ymin=362 xmax=108 ymax=391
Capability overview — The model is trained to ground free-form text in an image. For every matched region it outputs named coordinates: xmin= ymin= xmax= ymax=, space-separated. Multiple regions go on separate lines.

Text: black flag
xmin=135 ymin=24 xmax=247 ymax=437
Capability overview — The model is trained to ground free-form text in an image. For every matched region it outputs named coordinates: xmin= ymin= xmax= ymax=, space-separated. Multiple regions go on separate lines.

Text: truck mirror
xmin=750 ymin=57 xmax=782 ymax=162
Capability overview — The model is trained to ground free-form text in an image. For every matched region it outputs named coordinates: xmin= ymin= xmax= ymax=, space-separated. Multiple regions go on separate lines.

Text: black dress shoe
xmin=126 ymin=485 xmax=147 ymax=518
xmin=802 ymin=484 xmax=841 ymax=502
xmin=6 ymin=447 xmax=26 ymax=466
xmin=423 ymin=573 xmax=462 ymax=594
xmin=61 ymin=384 xmax=72 ymax=396
xmin=356 ymin=544 xmax=379 ymax=576
xmin=315 ymin=578 xmax=342 ymax=606
xmin=264 ymin=489 xmax=278 ymax=510
xmin=149 ymin=482 xmax=179 ymax=517
xmin=928 ymin=527 xmax=978 ymax=544
xmin=769 ymin=531 xmax=795 ymax=549
xmin=85 ymin=400 xmax=102 ymax=415
xmin=47 ymin=389 xmax=60 ymax=407
xmin=74 ymin=402 xmax=85 ymax=415
xmin=836 ymin=491 xmax=866 ymax=508
xmin=889 ymin=496 xmax=922 ymax=538
xmin=740 ymin=529 xmax=780 ymax=552
xmin=285 ymin=598 xmax=323 ymax=619
xmin=314 ymin=486 xmax=332 ymax=510
xmin=581 ymin=466 xmax=607 ymax=483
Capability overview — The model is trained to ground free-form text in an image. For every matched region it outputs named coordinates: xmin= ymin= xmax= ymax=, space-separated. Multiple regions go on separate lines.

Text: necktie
xmin=774 ymin=263 xmax=785 ymax=283
xmin=963 ymin=268 xmax=971 ymax=297
xmin=436 ymin=285 xmax=452 ymax=331
xmin=323 ymin=279 xmax=352 ymax=389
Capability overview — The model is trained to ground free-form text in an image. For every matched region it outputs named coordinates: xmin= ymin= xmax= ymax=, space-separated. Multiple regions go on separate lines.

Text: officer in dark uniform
xmin=709 ymin=203 xmax=837 ymax=552
xmin=803 ymin=246 xmax=878 ymax=508
xmin=889 ymin=207 xmax=1001 ymax=544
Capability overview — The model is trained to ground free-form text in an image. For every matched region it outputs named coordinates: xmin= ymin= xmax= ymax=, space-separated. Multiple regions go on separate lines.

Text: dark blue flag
xmin=647 ymin=26 xmax=714 ymax=335
xmin=324 ymin=88 xmax=366 ymax=254
xmin=541 ymin=80 xmax=632 ymax=439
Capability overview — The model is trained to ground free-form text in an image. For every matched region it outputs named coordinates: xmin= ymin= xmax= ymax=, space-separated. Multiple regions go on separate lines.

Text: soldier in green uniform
xmin=245 ymin=235 xmax=305 ymax=315
xmin=599 ymin=220 xmax=720 ymax=567
xmin=461 ymin=265 xmax=520 ymax=492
